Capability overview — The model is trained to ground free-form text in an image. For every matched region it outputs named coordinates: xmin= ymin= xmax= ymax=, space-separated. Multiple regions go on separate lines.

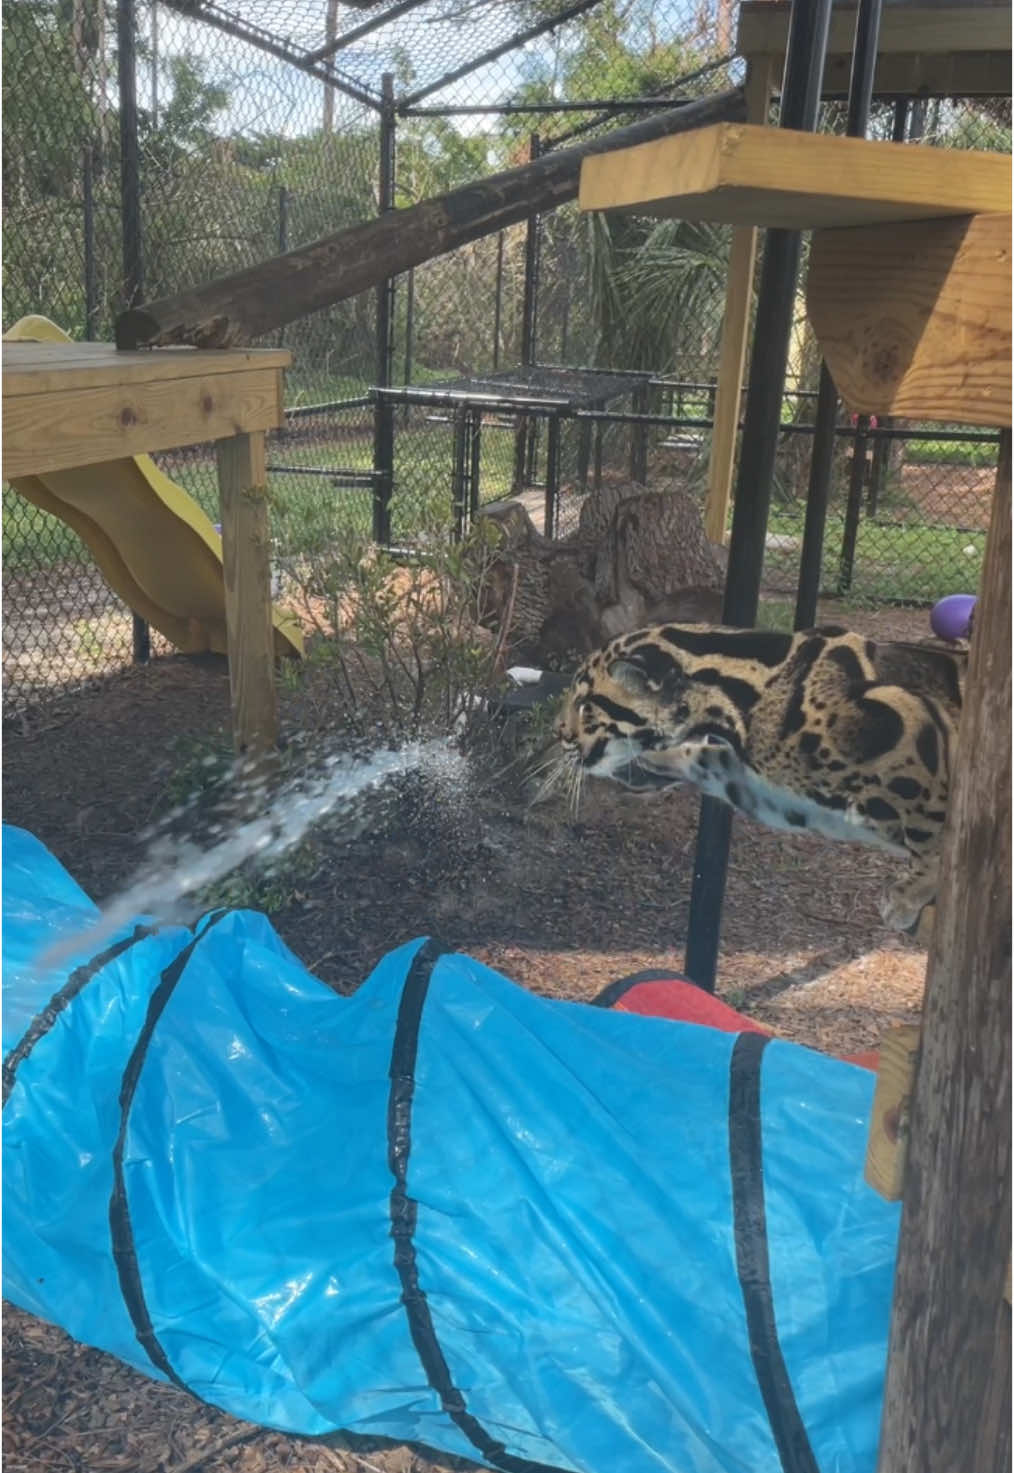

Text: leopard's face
xmin=554 ymin=640 xmax=695 ymax=793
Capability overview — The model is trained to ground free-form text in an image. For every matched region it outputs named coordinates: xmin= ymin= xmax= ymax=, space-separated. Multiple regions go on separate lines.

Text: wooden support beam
xmin=115 ymin=89 xmax=745 ymax=350
xmin=864 ymin=1025 xmax=921 ymax=1201
xmin=738 ymin=4 xmax=1012 ymax=97
xmin=578 ymin=123 xmax=1011 ymax=230
xmin=216 ymin=431 xmax=279 ymax=758
xmin=808 ymin=212 xmax=1012 ymax=429
xmin=703 ymin=58 xmax=773 ymax=544
xmin=876 ymin=432 xmax=1011 ymax=1473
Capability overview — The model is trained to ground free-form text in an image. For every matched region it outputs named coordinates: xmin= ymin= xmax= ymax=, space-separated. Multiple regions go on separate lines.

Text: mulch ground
xmin=2 ymin=596 xmax=932 ymax=1473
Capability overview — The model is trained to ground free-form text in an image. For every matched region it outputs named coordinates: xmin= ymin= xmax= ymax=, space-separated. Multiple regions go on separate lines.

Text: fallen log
xmin=116 ymin=87 xmax=745 ymax=350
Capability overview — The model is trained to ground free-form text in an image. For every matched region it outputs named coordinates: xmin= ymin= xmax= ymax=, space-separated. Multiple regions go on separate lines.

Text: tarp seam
xmin=728 ymin=1031 xmax=820 ymax=1473
xmin=386 ymin=937 xmax=574 ymax=1473
xmin=2 ymin=922 xmax=161 ymax=1108
xmin=108 ymin=909 xmax=229 ymax=1393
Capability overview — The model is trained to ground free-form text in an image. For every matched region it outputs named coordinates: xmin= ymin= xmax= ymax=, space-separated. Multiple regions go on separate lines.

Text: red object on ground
xmin=598 ymin=972 xmax=878 ymax=1072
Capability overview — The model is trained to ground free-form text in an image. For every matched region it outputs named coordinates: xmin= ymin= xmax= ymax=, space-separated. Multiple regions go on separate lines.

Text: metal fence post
xmin=83 ymin=146 xmax=98 ymax=341
xmin=403 ymin=266 xmax=415 ymax=422
xmin=493 ymin=230 xmax=505 ymax=372
xmin=514 ymin=132 xmax=542 ymax=493
xmin=276 ymin=185 xmax=289 ymax=349
xmin=117 ymin=0 xmax=150 ymax=664
xmin=684 ymin=0 xmax=835 ymax=991
xmin=794 ymin=0 xmax=885 ymax=630
xmin=372 ymin=73 xmax=397 ymax=544
xmin=838 ymin=413 xmax=871 ymax=593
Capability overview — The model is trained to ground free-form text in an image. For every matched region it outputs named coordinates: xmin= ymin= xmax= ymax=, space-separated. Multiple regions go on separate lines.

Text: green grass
xmin=168 ymin=422 xmax=520 ymax=554
xmin=764 ymin=509 xmax=984 ymax=605
xmin=4 ymin=416 xmax=986 ymax=613
xmin=3 ymin=487 xmax=92 ymax=569
xmin=903 ymin=439 xmax=999 ymax=469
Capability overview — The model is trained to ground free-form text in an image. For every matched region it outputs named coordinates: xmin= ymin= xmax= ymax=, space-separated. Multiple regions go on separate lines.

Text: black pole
xmin=794 ymin=0 xmax=885 ymax=630
xmin=469 ymin=407 xmax=482 ymax=524
xmin=402 ymin=266 xmax=415 ymax=424
xmin=520 ymin=133 xmax=541 ymax=367
xmin=492 ymin=231 xmax=504 ymax=372
xmin=372 ymin=73 xmax=397 ymax=544
xmin=515 ymin=133 xmax=542 ymax=492
xmin=838 ymin=414 xmax=870 ymax=593
xmin=151 ymin=0 xmax=159 ymax=129
xmin=867 ymin=98 xmax=909 ymax=521
xmin=83 ymin=146 xmax=98 ymax=341
xmin=793 ymin=362 xmax=838 ymax=628
xmin=629 ymin=381 xmax=649 ymax=483
xmin=451 ymin=406 xmax=468 ymax=540
xmin=544 ymin=416 xmax=561 ymax=537
xmin=277 ymin=185 xmax=289 ymax=348
xmin=117 ymin=0 xmax=150 ymax=665
xmin=684 ymin=0 xmax=834 ymax=991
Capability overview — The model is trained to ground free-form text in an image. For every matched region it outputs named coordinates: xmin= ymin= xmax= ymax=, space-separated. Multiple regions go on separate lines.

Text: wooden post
xmin=876 ymin=431 xmax=1011 ymax=1473
xmin=216 ymin=431 xmax=279 ymax=758
xmin=703 ymin=56 xmax=773 ymax=543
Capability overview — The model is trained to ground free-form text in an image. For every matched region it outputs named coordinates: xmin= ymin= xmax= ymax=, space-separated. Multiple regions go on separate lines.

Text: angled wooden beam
xmin=116 ymin=88 xmax=745 ymax=351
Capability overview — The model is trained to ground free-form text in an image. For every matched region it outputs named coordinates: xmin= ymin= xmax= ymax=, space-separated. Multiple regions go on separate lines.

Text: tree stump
xmin=476 ymin=482 xmax=725 ymax=667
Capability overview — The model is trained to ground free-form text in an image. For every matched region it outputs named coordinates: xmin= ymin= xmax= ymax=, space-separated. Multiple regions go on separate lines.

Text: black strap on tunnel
xmin=590 ymin=969 xmax=694 ymax=1009
xmin=387 ymin=938 xmax=572 ymax=1473
xmin=728 ymin=1032 xmax=820 ymax=1473
xmin=109 ymin=910 xmax=228 ymax=1393
xmin=2 ymin=923 xmax=160 ymax=1108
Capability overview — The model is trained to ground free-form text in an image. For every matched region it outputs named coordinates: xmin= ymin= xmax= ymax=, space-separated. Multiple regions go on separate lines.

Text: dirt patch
xmin=2 ymin=606 xmax=929 ymax=1473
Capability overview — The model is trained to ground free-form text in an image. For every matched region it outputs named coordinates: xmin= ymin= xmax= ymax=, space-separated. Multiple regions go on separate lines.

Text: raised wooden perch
xmin=115 ymin=88 xmax=744 ymax=351
xmin=578 ymin=121 xmax=1011 ymax=230
xmin=807 ymin=211 xmax=1012 ymax=429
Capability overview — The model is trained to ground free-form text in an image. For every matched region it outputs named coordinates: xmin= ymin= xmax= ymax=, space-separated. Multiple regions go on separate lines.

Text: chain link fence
xmin=3 ymin=0 xmax=1009 ymax=711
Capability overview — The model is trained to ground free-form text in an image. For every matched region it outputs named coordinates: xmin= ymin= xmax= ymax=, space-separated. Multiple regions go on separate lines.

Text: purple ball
xmin=930 ymin=593 xmax=977 ymax=641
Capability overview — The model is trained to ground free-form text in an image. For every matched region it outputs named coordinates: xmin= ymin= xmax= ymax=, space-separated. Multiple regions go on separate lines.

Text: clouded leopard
xmin=555 ymin=624 xmax=964 ymax=933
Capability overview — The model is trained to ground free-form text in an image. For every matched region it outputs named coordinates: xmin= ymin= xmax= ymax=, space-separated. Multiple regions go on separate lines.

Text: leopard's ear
xmin=608 ymin=657 xmax=653 ymax=698
xmin=609 ymin=652 xmax=686 ymax=702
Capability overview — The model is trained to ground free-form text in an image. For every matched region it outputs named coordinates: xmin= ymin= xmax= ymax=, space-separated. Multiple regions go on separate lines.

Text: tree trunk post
xmin=876 ymin=429 xmax=1011 ymax=1473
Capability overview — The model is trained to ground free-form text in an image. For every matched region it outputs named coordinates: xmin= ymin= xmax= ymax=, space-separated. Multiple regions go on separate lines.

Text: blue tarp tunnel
xmin=2 ymin=824 xmax=899 ymax=1472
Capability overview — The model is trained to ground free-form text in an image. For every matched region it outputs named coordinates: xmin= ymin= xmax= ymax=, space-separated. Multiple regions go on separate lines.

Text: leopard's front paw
xmin=879 ymin=886 xmax=932 ymax=935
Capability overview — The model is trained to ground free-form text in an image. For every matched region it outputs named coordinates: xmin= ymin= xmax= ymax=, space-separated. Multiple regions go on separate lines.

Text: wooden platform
xmin=3 ymin=340 xmax=291 ymax=755
xmin=3 ymin=341 xmax=288 ymax=480
xmin=738 ymin=3 xmax=1012 ymax=98
xmin=578 ymin=122 xmax=1012 ymax=230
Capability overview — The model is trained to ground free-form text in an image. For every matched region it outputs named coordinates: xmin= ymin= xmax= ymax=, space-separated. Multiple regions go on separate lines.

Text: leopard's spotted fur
xmin=555 ymin=623 xmax=965 ymax=933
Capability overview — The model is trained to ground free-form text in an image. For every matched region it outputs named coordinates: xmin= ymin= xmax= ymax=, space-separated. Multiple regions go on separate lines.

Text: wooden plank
xmin=817 ymin=48 xmax=1013 ymax=100
xmin=2 ymin=342 xmax=290 ymax=396
xmin=216 ymin=431 xmax=279 ymax=758
xmin=864 ymin=1025 xmax=922 ymax=1201
xmin=578 ymin=123 xmax=1012 ymax=230
xmin=113 ymin=89 xmax=747 ymax=350
xmin=876 ymin=433 xmax=1011 ymax=1473
xmin=737 ymin=3 xmax=1012 ymax=62
xmin=703 ymin=58 xmax=773 ymax=543
xmin=3 ymin=367 xmax=286 ymax=478
xmin=807 ymin=212 xmax=1012 ymax=429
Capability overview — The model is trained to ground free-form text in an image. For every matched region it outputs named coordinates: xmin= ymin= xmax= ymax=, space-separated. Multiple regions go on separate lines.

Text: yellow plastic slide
xmin=3 ymin=316 xmax=303 ymax=658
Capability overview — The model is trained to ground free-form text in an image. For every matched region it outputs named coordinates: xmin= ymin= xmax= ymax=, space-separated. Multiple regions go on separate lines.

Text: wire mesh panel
xmin=2 ymin=0 xmax=1010 ymax=715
